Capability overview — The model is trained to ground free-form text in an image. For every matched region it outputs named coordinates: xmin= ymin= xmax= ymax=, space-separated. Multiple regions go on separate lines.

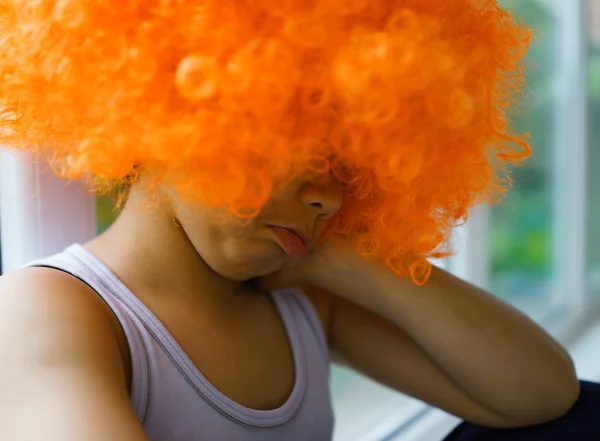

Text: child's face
xmin=173 ymin=173 xmax=344 ymax=282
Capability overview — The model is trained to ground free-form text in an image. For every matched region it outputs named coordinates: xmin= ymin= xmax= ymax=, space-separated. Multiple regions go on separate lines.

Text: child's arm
xmin=263 ymin=243 xmax=579 ymax=428
xmin=0 ymin=268 xmax=150 ymax=441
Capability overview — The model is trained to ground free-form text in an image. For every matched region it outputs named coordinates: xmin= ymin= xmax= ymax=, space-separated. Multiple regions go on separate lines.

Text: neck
xmin=86 ymin=189 xmax=249 ymax=304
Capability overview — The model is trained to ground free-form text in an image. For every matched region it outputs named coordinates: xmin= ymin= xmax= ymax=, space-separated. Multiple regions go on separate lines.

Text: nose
xmin=298 ymin=175 xmax=344 ymax=219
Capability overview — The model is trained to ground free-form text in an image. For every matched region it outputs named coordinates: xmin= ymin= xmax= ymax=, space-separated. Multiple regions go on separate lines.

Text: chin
xmin=213 ymin=256 xmax=284 ymax=282
xmin=214 ymin=240 xmax=287 ymax=281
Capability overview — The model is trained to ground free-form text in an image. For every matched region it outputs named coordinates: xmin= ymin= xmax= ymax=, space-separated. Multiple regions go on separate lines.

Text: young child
xmin=0 ymin=1 xmax=593 ymax=440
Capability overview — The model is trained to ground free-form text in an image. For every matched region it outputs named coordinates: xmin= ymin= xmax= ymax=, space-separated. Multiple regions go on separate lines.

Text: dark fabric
xmin=443 ymin=381 xmax=600 ymax=441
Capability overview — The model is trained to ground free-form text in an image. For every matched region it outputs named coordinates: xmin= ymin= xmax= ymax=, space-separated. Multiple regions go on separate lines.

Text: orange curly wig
xmin=0 ymin=0 xmax=532 ymax=284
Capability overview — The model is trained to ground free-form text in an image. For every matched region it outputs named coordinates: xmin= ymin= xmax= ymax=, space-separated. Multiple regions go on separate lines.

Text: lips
xmin=269 ymin=226 xmax=310 ymax=262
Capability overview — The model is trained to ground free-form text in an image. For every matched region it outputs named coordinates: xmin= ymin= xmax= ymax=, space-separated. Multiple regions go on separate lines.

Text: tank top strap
xmin=271 ymin=289 xmax=330 ymax=366
xmin=23 ymin=244 xmax=150 ymax=422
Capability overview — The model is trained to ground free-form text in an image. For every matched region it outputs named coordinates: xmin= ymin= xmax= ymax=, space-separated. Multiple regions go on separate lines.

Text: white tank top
xmin=26 ymin=244 xmax=335 ymax=441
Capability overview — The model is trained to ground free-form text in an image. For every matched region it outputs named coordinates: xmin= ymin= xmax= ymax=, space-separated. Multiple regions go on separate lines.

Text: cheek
xmin=176 ymin=209 xmax=284 ymax=278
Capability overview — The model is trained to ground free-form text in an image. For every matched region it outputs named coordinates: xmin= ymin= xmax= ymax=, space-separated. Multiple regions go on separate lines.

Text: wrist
xmin=307 ymin=241 xmax=371 ymax=293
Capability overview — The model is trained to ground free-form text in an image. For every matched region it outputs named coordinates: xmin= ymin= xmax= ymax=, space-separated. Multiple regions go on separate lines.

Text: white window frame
xmin=0 ymin=151 xmax=96 ymax=273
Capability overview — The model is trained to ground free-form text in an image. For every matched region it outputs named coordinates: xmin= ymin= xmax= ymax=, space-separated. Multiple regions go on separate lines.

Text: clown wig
xmin=0 ymin=0 xmax=532 ymax=284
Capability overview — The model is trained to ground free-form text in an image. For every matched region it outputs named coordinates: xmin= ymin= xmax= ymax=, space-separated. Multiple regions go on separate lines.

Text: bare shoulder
xmin=0 ymin=266 xmax=125 ymax=376
xmin=0 ymin=266 xmax=114 ymax=323
xmin=0 ymin=267 xmax=147 ymax=440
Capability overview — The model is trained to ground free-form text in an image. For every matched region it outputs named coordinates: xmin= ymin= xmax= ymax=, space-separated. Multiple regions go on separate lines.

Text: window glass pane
xmin=489 ymin=0 xmax=557 ymax=319
xmin=331 ymin=365 xmax=418 ymax=441
xmin=96 ymin=194 xmax=120 ymax=234
xmin=589 ymin=0 xmax=600 ymax=293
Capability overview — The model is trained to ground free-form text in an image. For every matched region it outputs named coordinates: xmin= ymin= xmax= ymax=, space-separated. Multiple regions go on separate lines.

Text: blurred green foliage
xmin=96 ymin=194 xmax=119 ymax=234
xmin=491 ymin=0 xmax=600 ymax=295
xmin=490 ymin=0 xmax=556 ymax=287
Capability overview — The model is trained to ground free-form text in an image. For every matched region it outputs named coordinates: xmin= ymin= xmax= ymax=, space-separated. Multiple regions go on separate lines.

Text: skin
xmin=0 ymin=172 xmax=580 ymax=441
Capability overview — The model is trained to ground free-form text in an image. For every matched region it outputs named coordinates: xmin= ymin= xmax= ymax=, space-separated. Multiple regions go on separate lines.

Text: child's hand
xmin=256 ymin=239 xmax=352 ymax=291
xmin=256 ymin=259 xmax=312 ymax=291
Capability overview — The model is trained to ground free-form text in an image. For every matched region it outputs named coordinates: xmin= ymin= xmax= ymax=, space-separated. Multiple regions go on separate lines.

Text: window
xmin=97 ymin=194 xmax=120 ymax=234
xmin=589 ymin=0 xmax=600 ymax=295
xmin=489 ymin=0 xmax=558 ymax=320
xmin=485 ymin=0 xmax=597 ymax=328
